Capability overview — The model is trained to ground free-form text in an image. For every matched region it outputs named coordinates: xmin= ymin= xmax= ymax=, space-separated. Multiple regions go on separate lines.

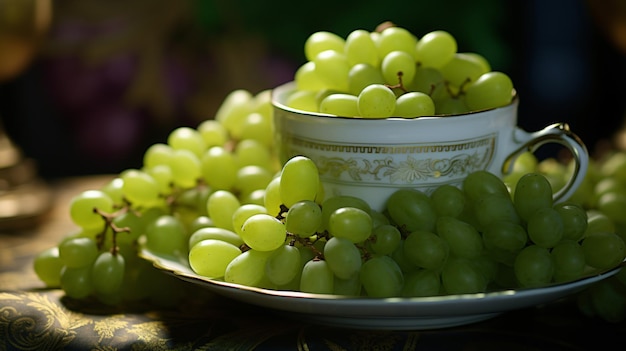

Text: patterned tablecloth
xmin=1 ymin=175 xmax=625 ymax=350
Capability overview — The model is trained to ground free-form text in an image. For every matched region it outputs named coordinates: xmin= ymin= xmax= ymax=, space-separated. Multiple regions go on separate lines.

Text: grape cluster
xmin=505 ymin=151 xmax=626 ymax=322
xmin=33 ymin=88 xmax=277 ymax=305
xmin=287 ymin=22 xmax=515 ymax=118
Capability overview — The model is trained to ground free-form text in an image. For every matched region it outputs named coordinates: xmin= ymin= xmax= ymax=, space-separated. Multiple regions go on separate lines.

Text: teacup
xmin=272 ymin=82 xmax=589 ymax=211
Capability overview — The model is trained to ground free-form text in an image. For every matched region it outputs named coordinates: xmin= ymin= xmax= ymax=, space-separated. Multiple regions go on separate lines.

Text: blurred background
xmin=0 ymin=0 xmax=625 ymax=179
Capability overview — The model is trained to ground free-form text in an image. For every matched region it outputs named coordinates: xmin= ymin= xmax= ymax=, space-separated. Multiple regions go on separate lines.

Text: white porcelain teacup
xmin=272 ymin=82 xmax=589 ymax=211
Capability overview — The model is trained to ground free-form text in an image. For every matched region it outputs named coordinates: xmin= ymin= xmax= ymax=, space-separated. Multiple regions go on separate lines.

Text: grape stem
xmin=385 ymin=72 xmax=407 ymax=93
xmin=93 ymin=207 xmax=131 ymax=256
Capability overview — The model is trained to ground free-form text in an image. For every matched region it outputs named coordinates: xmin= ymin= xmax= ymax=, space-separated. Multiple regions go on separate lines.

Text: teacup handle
xmin=502 ymin=123 xmax=589 ymax=203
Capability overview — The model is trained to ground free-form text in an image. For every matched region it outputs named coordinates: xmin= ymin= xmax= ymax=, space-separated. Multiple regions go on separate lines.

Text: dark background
xmin=1 ymin=0 xmax=625 ymax=179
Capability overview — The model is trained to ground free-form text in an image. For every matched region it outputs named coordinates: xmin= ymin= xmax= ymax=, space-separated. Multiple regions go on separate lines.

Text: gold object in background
xmin=0 ymin=0 xmax=52 ymax=229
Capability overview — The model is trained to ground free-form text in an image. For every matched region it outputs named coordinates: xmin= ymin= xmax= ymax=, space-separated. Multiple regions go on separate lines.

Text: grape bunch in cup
xmin=287 ymin=22 xmax=515 ymax=118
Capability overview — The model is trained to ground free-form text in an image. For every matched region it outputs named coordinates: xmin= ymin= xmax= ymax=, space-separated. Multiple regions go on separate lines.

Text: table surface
xmin=1 ymin=175 xmax=625 ymax=351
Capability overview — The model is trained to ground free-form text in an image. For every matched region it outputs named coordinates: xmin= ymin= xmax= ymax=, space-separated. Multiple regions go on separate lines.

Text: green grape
xmin=197 ymin=119 xmax=228 ymax=148
xmin=231 ymin=203 xmax=268 ymax=236
xmin=600 ymin=151 xmax=626 ymax=181
xmin=224 ymin=249 xmax=272 ymax=287
xmin=503 ymin=151 xmax=538 ymax=192
xmin=482 ymin=220 xmax=528 ymax=265
xmin=391 ymin=240 xmax=420 ymax=273
xmin=370 ymin=209 xmax=390 ymax=228
xmin=333 ymin=274 xmax=362 ymax=296
xmin=279 ymin=156 xmax=320 ymax=208
xmin=33 ymin=247 xmax=64 ymax=287
xmin=58 ymin=237 xmax=99 ymax=268
xmin=328 ymin=207 xmax=372 ymax=243
xmin=239 ymin=112 xmax=273 ymax=148
xmin=441 ymin=257 xmax=487 ymax=294
xmin=386 ymin=189 xmax=437 ymax=233
xmin=462 ymin=170 xmax=510 ymax=203
xmin=348 ymin=62 xmax=385 ymax=95
xmin=436 ymin=216 xmax=484 ymax=259
xmin=319 ymin=93 xmax=359 ymax=116
xmin=235 ymin=165 xmax=273 ymax=196
xmin=286 ymin=88 xmax=319 ymax=112
xmin=513 ymin=172 xmax=554 ymax=222
xmin=514 ymin=245 xmax=554 ymax=288
xmin=344 ymin=29 xmax=379 ymax=67
xmin=381 ymin=50 xmax=416 ymax=85
xmin=434 ymin=94 xmax=469 ymax=115
xmin=304 ymin=31 xmax=345 ymax=61
xmin=294 ymin=61 xmax=328 ymax=92
xmin=207 ymin=190 xmax=241 ymax=231
xmin=403 ymin=230 xmax=449 ymax=270
xmin=471 ymin=254 xmax=499 ymax=284
xmin=462 ymin=52 xmax=491 ymax=72
xmin=313 ymin=50 xmax=350 ymax=92
xmin=394 ymin=91 xmax=435 ymax=118
xmin=143 ymin=143 xmax=173 ymax=169
xmin=189 ymin=239 xmax=241 ymax=278
xmin=91 ymin=252 xmax=125 ymax=296
xmin=527 ymin=207 xmax=564 ymax=248
xmin=188 ymin=215 xmax=214 ymax=234
xmin=69 ymin=190 xmax=114 ymax=230
xmin=201 ymin=146 xmax=237 ymax=191
xmin=145 ymin=215 xmax=188 ymax=256
xmin=168 ymin=149 xmax=201 ymax=189
xmin=167 ymin=126 xmax=206 ymax=158
xmin=597 ymin=192 xmax=626 ymax=225
xmin=464 ymin=71 xmax=514 ymax=111
xmin=264 ymin=176 xmax=283 ymax=217
xmin=415 ymin=30 xmax=457 ymax=68
xmin=285 ymin=200 xmax=322 ymax=236
xmin=376 ymin=26 xmax=417 ymax=59
xmin=240 ymin=213 xmax=287 ymax=251
xmin=215 ymin=89 xmax=253 ymax=140
xmin=146 ymin=165 xmax=174 ymax=196
xmin=60 ymin=266 xmax=93 ymax=299
xmin=582 ymin=232 xmax=626 ymax=270
xmin=320 ymin=195 xmax=371 ymax=231
xmin=235 ymin=139 xmax=274 ymax=171
xmin=120 ymin=169 xmax=160 ymax=207
xmin=189 ymin=226 xmax=243 ymax=249
xmin=360 ymin=255 xmax=404 ymax=298
xmin=551 ymin=240 xmax=586 ymax=283
xmin=405 ymin=66 xmax=445 ymax=96
xmin=402 ymin=269 xmax=441 ymax=297
xmin=439 ymin=52 xmax=489 ymax=89
xmin=431 ymin=184 xmax=465 ymax=218
xmin=300 ymin=259 xmax=334 ymax=294
xmin=323 ymin=236 xmax=362 ymax=279
xmin=370 ymin=224 xmax=401 ymax=255
xmin=357 ymin=84 xmax=396 ymax=118
xmin=100 ymin=177 xmax=125 ymax=207
xmin=473 ymin=194 xmax=521 ymax=230
xmin=265 ymin=244 xmax=301 ymax=286
xmin=554 ymin=203 xmax=588 ymax=241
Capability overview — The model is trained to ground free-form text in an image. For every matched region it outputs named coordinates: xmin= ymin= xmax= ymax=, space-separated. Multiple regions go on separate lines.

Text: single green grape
xmin=189 ymin=239 xmax=241 ymax=278
xmin=323 ymin=236 xmax=362 ymax=279
xmin=300 ymin=259 xmax=334 ymax=294
xmin=91 ymin=251 xmax=125 ymax=296
xmin=357 ymin=84 xmax=396 ymax=118
xmin=359 ymin=255 xmax=404 ymax=298
xmin=328 ymin=207 xmax=372 ymax=243
xmin=280 ymin=156 xmax=320 ymax=208
xmin=265 ymin=245 xmax=301 ymax=286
